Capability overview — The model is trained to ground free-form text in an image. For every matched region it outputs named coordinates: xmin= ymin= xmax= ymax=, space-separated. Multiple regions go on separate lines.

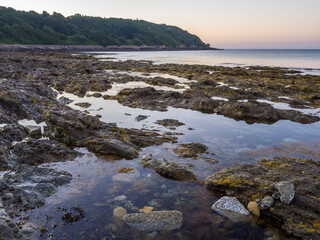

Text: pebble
xmin=113 ymin=207 xmax=127 ymax=218
xmin=247 ymin=201 xmax=260 ymax=217
xmin=139 ymin=206 xmax=154 ymax=213
xmin=258 ymin=196 xmax=274 ymax=210
xmin=114 ymin=195 xmax=127 ymax=201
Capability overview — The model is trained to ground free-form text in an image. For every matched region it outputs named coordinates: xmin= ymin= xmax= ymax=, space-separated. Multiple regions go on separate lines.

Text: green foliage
xmin=0 ymin=6 xmax=208 ymax=47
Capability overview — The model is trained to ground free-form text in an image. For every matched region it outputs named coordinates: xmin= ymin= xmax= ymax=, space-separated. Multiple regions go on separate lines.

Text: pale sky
xmin=0 ymin=0 xmax=319 ymax=49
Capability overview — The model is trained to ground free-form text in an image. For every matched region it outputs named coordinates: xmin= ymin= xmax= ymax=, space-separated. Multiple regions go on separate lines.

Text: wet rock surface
xmin=155 ymin=119 xmax=185 ymax=128
xmin=74 ymin=102 xmax=91 ymax=108
xmin=211 ymin=196 xmax=250 ymax=222
xmin=143 ymin=158 xmax=197 ymax=182
xmin=0 ymin=51 xmax=319 ymax=239
xmin=10 ymin=139 xmax=81 ymax=165
xmin=135 ymin=115 xmax=148 ymax=122
xmin=273 ymin=181 xmax=295 ymax=204
xmin=122 ymin=210 xmax=183 ymax=231
xmin=205 ymin=157 xmax=320 ymax=239
xmin=174 ymin=142 xmax=209 ymax=158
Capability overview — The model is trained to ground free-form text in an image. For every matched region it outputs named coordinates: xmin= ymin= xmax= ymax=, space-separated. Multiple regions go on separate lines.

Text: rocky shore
xmin=0 ymin=51 xmax=319 ymax=239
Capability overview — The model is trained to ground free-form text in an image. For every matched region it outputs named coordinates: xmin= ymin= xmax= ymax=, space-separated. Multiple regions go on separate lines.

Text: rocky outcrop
xmin=10 ymin=139 xmax=81 ymax=165
xmin=111 ymin=87 xmax=319 ymax=124
xmin=0 ymin=199 xmax=19 ymax=240
xmin=205 ymin=157 xmax=320 ymax=240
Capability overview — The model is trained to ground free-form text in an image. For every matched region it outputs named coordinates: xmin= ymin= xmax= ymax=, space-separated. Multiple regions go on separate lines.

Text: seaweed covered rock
xmin=174 ymin=142 xmax=208 ymax=158
xmin=205 ymin=157 xmax=320 ymax=239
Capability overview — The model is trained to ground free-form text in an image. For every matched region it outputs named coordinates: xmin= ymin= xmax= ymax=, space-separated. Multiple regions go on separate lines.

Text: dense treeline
xmin=0 ymin=6 xmax=209 ymax=48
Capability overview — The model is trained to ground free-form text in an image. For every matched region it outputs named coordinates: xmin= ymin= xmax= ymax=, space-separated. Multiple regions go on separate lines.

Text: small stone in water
xmin=141 ymin=153 xmax=152 ymax=161
xmin=148 ymin=199 xmax=161 ymax=208
xmin=113 ymin=207 xmax=127 ymax=218
xmin=139 ymin=206 xmax=154 ymax=213
xmin=114 ymin=195 xmax=127 ymax=201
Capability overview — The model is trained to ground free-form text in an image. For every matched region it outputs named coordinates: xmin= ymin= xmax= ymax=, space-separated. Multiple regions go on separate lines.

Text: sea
xmin=94 ymin=49 xmax=320 ymax=75
xmin=15 ymin=49 xmax=320 ymax=240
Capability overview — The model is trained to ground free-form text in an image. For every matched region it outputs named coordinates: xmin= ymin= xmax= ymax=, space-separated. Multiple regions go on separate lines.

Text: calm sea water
xmin=95 ymin=49 xmax=320 ymax=75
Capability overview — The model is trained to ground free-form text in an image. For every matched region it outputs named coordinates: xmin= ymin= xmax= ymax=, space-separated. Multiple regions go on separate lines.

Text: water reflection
xmin=23 ymin=149 xmax=275 ymax=240
xmin=23 ymin=81 xmax=320 ymax=239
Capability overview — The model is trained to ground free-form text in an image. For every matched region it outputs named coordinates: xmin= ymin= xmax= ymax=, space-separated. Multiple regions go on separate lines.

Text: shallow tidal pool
xmin=18 ymin=70 xmax=320 ymax=240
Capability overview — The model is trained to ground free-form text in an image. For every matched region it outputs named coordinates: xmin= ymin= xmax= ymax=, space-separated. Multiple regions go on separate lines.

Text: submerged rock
xmin=112 ymin=170 xmax=140 ymax=182
xmin=143 ymin=158 xmax=197 ymax=182
xmin=211 ymin=196 xmax=250 ymax=222
xmin=273 ymin=181 xmax=295 ymax=204
xmin=122 ymin=210 xmax=183 ymax=231
xmin=139 ymin=206 xmax=154 ymax=213
xmin=113 ymin=207 xmax=127 ymax=218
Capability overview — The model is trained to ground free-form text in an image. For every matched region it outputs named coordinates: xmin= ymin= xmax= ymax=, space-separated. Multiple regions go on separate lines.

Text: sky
xmin=0 ymin=0 xmax=319 ymax=49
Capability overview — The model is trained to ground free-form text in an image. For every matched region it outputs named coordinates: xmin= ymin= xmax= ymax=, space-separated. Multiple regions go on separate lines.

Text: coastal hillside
xmin=0 ymin=6 xmax=209 ymax=48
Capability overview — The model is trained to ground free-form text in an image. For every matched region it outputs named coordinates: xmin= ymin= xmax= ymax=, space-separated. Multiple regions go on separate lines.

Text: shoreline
xmin=0 ymin=44 xmax=223 ymax=52
xmin=0 ymin=51 xmax=319 ymax=239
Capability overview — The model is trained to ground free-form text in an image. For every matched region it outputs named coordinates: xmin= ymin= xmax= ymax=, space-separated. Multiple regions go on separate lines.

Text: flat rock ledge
xmin=205 ymin=157 xmax=320 ymax=240
xmin=122 ymin=210 xmax=183 ymax=232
